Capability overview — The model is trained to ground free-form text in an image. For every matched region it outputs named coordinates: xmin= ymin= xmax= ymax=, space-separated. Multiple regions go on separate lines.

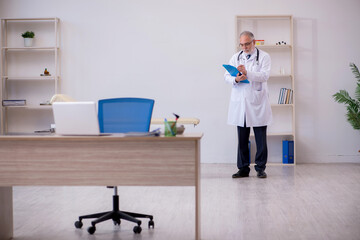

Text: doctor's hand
xmin=237 ymin=65 xmax=247 ymax=76
xmin=235 ymin=74 xmax=247 ymax=83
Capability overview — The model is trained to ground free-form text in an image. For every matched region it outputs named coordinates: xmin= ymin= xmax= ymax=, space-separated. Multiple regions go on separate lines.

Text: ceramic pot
xmin=24 ymin=38 xmax=33 ymax=47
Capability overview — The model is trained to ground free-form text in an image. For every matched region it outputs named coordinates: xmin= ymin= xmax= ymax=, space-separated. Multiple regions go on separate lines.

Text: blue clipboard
xmin=223 ymin=64 xmax=249 ymax=83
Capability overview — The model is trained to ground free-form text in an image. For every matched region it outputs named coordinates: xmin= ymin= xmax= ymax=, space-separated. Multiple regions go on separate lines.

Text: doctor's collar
xmin=237 ymin=47 xmax=260 ymax=64
xmin=248 ymin=48 xmax=256 ymax=56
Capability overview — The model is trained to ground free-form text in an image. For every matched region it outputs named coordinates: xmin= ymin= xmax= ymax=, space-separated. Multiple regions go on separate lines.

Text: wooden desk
xmin=0 ymin=133 xmax=202 ymax=240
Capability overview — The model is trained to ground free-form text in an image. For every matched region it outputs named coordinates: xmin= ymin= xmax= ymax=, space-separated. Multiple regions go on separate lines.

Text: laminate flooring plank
xmin=12 ymin=163 xmax=360 ymax=240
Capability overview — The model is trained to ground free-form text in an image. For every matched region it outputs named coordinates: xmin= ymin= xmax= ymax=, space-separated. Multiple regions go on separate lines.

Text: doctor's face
xmin=239 ymin=35 xmax=255 ymax=54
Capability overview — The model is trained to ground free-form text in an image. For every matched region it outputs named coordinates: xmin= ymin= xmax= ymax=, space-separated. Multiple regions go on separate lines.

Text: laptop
xmin=52 ymin=102 xmax=110 ymax=136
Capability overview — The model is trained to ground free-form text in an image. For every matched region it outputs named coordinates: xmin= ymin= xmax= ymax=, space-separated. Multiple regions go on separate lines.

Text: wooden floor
xmin=12 ymin=163 xmax=360 ymax=240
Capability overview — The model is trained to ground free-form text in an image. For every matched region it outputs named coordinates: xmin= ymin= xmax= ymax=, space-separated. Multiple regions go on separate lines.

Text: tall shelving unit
xmin=0 ymin=17 xmax=60 ymax=134
xmin=236 ymin=15 xmax=296 ymax=164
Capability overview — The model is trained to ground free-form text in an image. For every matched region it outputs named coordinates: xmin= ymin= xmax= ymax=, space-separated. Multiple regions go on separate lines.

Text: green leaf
xmin=355 ymin=83 xmax=360 ymax=101
xmin=334 ymin=63 xmax=360 ymax=131
xmin=346 ymin=110 xmax=360 ymax=129
xmin=350 ymin=62 xmax=360 ymax=83
xmin=333 ymin=90 xmax=354 ymax=105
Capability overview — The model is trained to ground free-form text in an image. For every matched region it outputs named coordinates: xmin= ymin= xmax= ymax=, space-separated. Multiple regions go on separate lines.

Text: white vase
xmin=24 ymin=38 xmax=33 ymax=47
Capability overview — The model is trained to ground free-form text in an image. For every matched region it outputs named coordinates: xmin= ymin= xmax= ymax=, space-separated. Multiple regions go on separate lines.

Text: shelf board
xmin=237 ymin=44 xmax=292 ymax=52
xmin=2 ymin=47 xmax=58 ymax=51
xmin=268 ymin=132 xmax=294 ymax=136
xmin=3 ymin=105 xmax=52 ymax=109
xmin=2 ymin=18 xmax=59 ymax=22
xmin=269 ymin=74 xmax=292 ymax=78
xmin=271 ymin=104 xmax=294 ymax=107
xmin=256 ymin=45 xmax=292 ymax=49
xmin=3 ymin=76 xmax=57 ymax=81
xmin=251 ymin=132 xmax=294 ymax=137
xmin=236 ymin=15 xmax=292 ymax=20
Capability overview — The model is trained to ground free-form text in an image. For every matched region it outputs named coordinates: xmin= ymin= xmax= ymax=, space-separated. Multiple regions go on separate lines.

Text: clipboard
xmin=223 ymin=64 xmax=249 ymax=83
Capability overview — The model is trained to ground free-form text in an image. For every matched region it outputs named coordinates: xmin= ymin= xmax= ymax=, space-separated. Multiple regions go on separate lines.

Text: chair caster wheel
xmin=74 ymin=221 xmax=83 ymax=229
xmin=148 ymin=220 xmax=154 ymax=228
xmin=113 ymin=219 xmax=121 ymax=225
xmin=133 ymin=225 xmax=142 ymax=234
xmin=88 ymin=226 xmax=96 ymax=234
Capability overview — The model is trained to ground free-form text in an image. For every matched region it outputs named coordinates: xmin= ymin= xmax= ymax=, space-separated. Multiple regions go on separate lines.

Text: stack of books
xmin=2 ymin=99 xmax=26 ymax=106
xmin=278 ymin=88 xmax=293 ymax=104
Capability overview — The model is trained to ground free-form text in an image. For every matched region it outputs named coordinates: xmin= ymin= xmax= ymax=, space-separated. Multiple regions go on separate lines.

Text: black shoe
xmin=232 ymin=170 xmax=249 ymax=178
xmin=257 ymin=171 xmax=267 ymax=178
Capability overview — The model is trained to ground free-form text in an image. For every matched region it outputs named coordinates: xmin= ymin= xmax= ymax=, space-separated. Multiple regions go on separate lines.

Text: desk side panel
xmin=195 ymin=139 xmax=201 ymax=240
xmin=0 ymin=187 xmax=13 ymax=239
xmin=0 ymin=139 xmax=197 ymax=186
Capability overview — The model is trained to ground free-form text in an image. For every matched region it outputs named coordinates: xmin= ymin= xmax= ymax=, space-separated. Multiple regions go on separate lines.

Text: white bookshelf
xmin=0 ymin=17 xmax=60 ymax=134
xmin=236 ymin=15 xmax=296 ymax=164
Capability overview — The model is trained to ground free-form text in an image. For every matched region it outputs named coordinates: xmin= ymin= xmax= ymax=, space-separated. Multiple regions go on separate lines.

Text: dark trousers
xmin=237 ymin=123 xmax=268 ymax=172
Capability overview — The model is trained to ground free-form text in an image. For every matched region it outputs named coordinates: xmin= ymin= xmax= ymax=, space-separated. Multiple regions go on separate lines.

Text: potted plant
xmin=333 ymin=62 xmax=360 ymax=151
xmin=21 ymin=31 xmax=35 ymax=47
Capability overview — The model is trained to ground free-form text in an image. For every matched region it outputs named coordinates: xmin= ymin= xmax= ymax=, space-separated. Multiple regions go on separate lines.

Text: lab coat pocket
xmin=251 ymin=89 xmax=265 ymax=105
xmin=253 ymin=82 xmax=262 ymax=91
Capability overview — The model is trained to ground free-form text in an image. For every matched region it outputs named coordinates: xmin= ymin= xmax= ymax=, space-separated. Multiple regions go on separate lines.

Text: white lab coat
xmin=224 ymin=48 xmax=272 ymax=127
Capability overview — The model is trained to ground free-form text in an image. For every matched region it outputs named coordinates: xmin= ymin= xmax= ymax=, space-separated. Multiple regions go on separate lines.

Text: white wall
xmin=1 ymin=0 xmax=359 ymax=163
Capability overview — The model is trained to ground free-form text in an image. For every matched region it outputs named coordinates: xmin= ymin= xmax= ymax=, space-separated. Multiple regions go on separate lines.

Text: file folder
xmin=222 ymin=64 xmax=250 ymax=83
xmin=283 ymin=140 xmax=294 ymax=164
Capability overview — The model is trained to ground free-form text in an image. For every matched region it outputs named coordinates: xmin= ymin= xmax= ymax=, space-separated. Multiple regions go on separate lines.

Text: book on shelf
xmin=278 ymin=88 xmax=293 ymax=104
xmin=2 ymin=99 xmax=26 ymax=106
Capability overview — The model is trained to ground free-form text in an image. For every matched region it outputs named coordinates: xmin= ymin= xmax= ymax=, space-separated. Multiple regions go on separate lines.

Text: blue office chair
xmin=74 ymin=98 xmax=155 ymax=235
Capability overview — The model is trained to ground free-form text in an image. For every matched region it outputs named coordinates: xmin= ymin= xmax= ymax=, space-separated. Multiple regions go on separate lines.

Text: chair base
xmin=74 ymin=193 xmax=154 ymax=234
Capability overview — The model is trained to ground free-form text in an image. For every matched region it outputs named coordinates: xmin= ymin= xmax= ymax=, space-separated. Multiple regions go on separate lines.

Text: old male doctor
xmin=224 ymin=31 xmax=272 ymax=179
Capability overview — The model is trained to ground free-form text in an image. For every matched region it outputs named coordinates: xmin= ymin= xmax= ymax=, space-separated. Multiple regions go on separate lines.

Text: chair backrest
xmin=98 ymin=98 xmax=155 ymax=133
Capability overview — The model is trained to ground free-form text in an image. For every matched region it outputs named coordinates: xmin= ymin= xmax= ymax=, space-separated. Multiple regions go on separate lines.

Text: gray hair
xmin=240 ymin=31 xmax=255 ymax=40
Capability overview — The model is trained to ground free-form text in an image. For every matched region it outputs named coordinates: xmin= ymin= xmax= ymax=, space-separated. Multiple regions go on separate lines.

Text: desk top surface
xmin=0 ymin=133 xmax=203 ymax=141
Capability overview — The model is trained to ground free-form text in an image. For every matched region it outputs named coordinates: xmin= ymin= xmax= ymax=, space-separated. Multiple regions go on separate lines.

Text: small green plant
xmin=21 ymin=31 xmax=35 ymax=38
xmin=333 ymin=63 xmax=360 ymax=130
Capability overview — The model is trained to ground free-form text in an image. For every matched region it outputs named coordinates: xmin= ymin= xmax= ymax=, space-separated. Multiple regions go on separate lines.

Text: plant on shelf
xmin=21 ymin=31 xmax=35 ymax=38
xmin=333 ymin=63 xmax=360 ymax=134
xmin=21 ymin=31 xmax=35 ymax=47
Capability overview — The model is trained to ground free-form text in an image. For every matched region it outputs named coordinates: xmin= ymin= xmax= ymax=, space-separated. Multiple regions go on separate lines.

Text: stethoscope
xmin=237 ymin=47 xmax=259 ymax=65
